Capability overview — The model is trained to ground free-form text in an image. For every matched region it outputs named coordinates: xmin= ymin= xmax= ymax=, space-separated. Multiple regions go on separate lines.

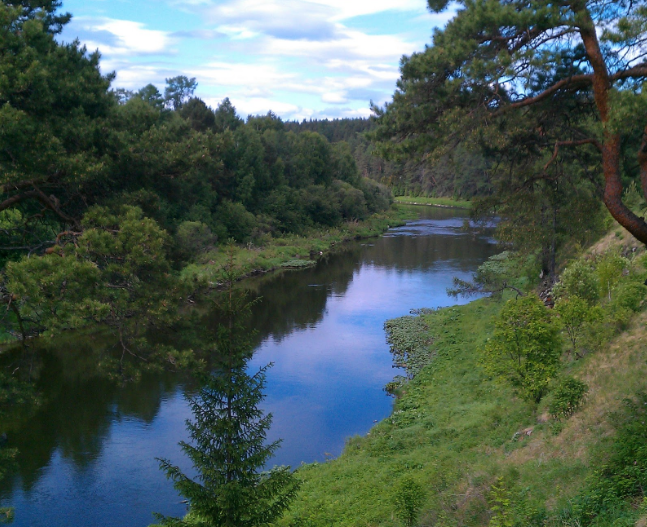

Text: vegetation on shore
xmin=393 ymin=196 xmax=471 ymax=209
xmin=277 ymin=227 xmax=647 ymax=527
xmin=181 ymin=206 xmax=413 ymax=286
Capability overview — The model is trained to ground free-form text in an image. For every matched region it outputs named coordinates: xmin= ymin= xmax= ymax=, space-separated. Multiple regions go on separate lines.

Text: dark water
xmin=0 ymin=206 xmax=497 ymax=527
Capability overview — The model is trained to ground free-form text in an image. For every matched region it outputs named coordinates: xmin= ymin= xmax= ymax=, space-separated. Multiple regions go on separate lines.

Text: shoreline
xmin=181 ymin=204 xmax=417 ymax=288
xmin=394 ymin=196 xmax=471 ymax=209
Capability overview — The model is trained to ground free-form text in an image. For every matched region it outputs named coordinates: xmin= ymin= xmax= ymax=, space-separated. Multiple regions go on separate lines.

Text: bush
xmin=554 ymin=296 xmax=602 ymax=352
xmin=481 ymin=295 xmax=561 ymax=403
xmin=214 ymin=200 xmax=257 ymax=242
xmin=174 ymin=221 xmax=217 ymax=262
xmin=595 ymin=252 xmax=629 ymax=302
xmin=394 ymin=476 xmax=424 ymax=527
xmin=361 ymin=178 xmax=392 ymax=213
xmin=553 ymin=260 xmax=599 ymax=304
xmin=302 ymin=185 xmax=342 ymax=226
xmin=338 ymin=184 xmax=368 ymax=220
xmin=563 ymin=393 xmax=647 ymax=526
xmin=610 ymin=282 xmax=646 ymax=312
xmin=549 ymin=377 xmax=589 ymax=419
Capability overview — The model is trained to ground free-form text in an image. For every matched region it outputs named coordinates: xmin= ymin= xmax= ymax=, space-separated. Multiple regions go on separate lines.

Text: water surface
xmin=0 ymin=206 xmax=497 ymax=527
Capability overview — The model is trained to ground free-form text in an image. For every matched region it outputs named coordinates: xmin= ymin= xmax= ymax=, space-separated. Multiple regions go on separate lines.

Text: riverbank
xmin=394 ymin=196 xmax=472 ymax=209
xmin=181 ymin=205 xmax=416 ymax=286
xmin=277 ymin=226 xmax=647 ymax=527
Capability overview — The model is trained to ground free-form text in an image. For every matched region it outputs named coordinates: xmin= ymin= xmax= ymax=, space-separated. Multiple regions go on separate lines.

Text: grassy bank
xmin=181 ymin=205 xmax=415 ymax=286
xmin=394 ymin=196 xmax=472 ymax=209
xmin=276 ymin=228 xmax=647 ymax=527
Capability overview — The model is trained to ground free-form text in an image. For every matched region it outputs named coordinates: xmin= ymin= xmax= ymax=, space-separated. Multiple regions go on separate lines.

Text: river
xmin=0 ymin=205 xmax=497 ymax=527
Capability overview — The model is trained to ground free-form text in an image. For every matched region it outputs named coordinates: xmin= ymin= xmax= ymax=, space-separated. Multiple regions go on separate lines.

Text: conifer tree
xmin=156 ymin=253 xmax=300 ymax=526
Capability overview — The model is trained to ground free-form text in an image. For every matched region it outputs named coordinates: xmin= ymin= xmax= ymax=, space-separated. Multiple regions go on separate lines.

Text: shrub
xmin=481 ymin=295 xmax=561 ymax=403
xmin=595 ymin=252 xmax=629 ymax=302
xmin=174 ymin=221 xmax=217 ymax=262
xmin=553 ymin=260 xmax=599 ymax=304
xmin=488 ymin=478 xmax=513 ymax=527
xmin=549 ymin=377 xmax=589 ymax=419
xmin=394 ymin=476 xmax=424 ymax=527
xmin=214 ymin=200 xmax=257 ymax=242
xmin=610 ymin=281 xmax=646 ymax=312
xmin=563 ymin=393 xmax=647 ymax=526
xmin=554 ymin=296 xmax=602 ymax=352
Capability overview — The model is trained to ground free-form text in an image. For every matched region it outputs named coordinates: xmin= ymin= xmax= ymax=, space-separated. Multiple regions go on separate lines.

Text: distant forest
xmin=285 ymin=118 xmax=490 ymax=198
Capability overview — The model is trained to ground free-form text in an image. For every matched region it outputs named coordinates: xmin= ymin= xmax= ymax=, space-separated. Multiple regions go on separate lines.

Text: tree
xmin=481 ymin=295 xmax=561 ymax=402
xmin=156 ymin=260 xmax=300 ymax=526
xmin=0 ymin=0 xmax=115 ymax=242
xmin=372 ymin=0 xmax=647 ymax=244
xmin=554 ymin=296 xmax=601 ymax=353
xmin=165 ymin=76 xmax=197 ymax=111
xmin=4 ymin=206 xmax=189 ymax=379
xmin=180 ymin=98 xmax=216 ymax=132
xmin=394 ymin=476 xmax=425 ymax=527
xmin=5 ymin=0 xmax=71 ymax=34
xmin=213 ymin=98 xmax=243 ymax=133
xmin=136 ymin=84 xmax=165 ymax=109
xmin=156 ymin=363 xmax=300 ymax=527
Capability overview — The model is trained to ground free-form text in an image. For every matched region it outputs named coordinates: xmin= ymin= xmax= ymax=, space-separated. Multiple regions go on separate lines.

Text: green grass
xmin=181 ymin=206 xmax=415 ymax=286
xmin=394 ymin=195 xmax=472 ymax=209
xmin=275 ymin=296 xmax=647 ymax=527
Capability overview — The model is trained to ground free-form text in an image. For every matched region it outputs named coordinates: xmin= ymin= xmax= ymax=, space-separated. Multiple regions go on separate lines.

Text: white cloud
xmin=191 ymin=61 xmax=297 ymax=88
xmin=66 ymin=1 xmax=453 ymax=119
xmin=69 ymin=17 xmax=175 ymax=56
xmin=263 ymin=29 xmax=417 ymax=62
xmin=308 ymin=0 xmax=424 ymax=20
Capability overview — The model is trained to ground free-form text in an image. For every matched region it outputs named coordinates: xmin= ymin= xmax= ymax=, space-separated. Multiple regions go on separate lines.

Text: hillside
xmin=276 ymin=226 xmax=647 ymax=527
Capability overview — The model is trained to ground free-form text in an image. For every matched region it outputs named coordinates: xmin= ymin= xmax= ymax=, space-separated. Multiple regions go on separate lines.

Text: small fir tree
xmin=156 ymin=251 xmax=300 ymax=526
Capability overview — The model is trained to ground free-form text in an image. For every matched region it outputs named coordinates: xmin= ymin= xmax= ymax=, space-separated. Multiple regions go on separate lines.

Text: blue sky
xmin=59 ymin=0 xmax=453 ymax=120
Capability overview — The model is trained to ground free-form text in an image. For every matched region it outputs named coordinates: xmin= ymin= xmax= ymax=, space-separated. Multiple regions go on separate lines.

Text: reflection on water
xmin=0 ymin=206 xmax=497 ymax=527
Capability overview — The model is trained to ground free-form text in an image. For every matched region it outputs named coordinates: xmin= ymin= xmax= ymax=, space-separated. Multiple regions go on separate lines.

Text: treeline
xmin=285 ymin=118 xmax=490 ymax=198
xmin=0 ymin=0 xmax=400 ymax=369
xmin=0 ymin=2 xmax=392 ymax=275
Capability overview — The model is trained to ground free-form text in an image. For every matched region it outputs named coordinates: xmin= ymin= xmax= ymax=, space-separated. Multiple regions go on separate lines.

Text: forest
xmin=4 ymin=0 xmax=647 ymax=526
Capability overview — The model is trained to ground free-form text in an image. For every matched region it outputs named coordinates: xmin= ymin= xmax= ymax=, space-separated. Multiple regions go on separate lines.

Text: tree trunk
xmin=577 ymin=5 xmax=647 ymax=244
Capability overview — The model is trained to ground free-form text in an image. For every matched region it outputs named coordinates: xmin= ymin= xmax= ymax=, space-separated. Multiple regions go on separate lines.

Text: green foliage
xmin=0 ymin=0 xmax=392 ymax=277
xmin=4 ymin=206 xmax=189 ymax=378
xmin=595 ymin=252 xmax=629 ymax=302
xmin=164 ymin=75 xmax=197 ymax=110
xmin=394 ymin=476 xmax=424 ymax=527
xmin=554 ymin=297 xmax=602 ymax=351
xmin=384 ymin=313 xmax=434 ymax=383
xmin=449 ymin=251 xmax=526 ymax=298
xmin=488 ymin=478 xmax=513 ymax=527
xmin=548 ymin=377 xmax=589 ymax=420
xmin=610 ymin=281 xmax=646 ymax=313
xmin=481 ymin=296 xmax=561 ymax=403
xmin=563 ymin=393 xmax=647 ymax=526
xmin=156 ymin=266 xmax=300 ymax=527
xmin=553 ymin=261 xmax=599 ymax=305
xmin=174 ymin=221 xmax=217 ymax=262
xmin=157 ymin=364 xmax=300 ymax=527
xmin=213 ymin=200 xmax=257 ymax=242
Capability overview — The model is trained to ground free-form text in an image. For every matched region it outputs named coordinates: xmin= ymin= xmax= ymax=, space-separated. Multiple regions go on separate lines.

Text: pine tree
xmin=155 ymin=253 xmax=300 ymax=526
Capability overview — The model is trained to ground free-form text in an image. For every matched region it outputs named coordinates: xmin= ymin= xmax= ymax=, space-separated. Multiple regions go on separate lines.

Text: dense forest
xmin=0 ymin=0 xmax=399 ymax=348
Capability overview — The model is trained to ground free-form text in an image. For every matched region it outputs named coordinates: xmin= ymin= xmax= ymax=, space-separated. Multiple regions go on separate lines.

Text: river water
xmin=0 ymin=206 xmax=497 ymax=527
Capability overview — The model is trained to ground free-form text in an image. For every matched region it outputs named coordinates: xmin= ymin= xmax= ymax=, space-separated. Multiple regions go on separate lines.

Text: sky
xmin=58 ymin=0 xmax=453 ymax=121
